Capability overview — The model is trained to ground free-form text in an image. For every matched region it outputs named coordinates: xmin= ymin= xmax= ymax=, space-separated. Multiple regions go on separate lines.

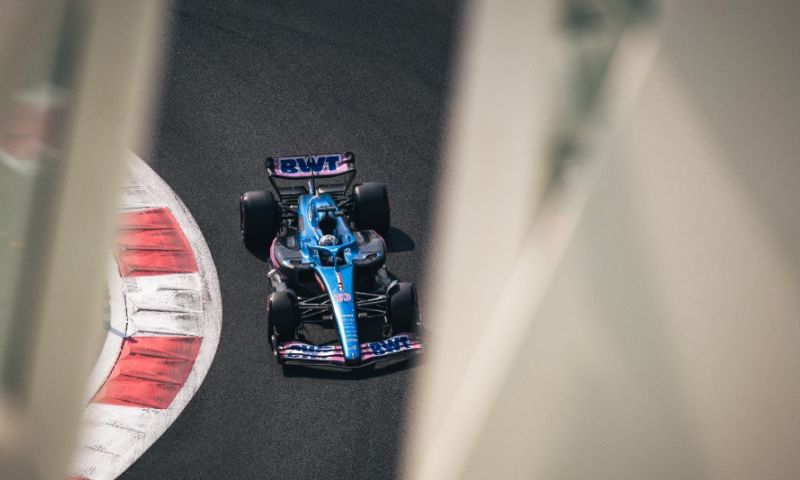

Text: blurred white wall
xmin=0 ymin=2 xmax=165 ymax=479
xmin=405 ymin=0 xmax=800 ymax=479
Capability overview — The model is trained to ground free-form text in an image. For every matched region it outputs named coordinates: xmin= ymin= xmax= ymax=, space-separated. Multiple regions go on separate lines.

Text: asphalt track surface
xmin=121 ymin=1 xmax=461 ymax=479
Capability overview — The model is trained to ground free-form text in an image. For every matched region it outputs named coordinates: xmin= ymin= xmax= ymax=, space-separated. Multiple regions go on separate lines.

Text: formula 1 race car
xmin=239 ymin=152 xmax=422 ymax=369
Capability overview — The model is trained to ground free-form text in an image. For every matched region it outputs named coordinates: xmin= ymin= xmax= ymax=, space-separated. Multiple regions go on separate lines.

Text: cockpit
xmin=269 ymin=191 xmax=386 ymax=274
xmin=308 ymin=197 xmax=354 ymax=247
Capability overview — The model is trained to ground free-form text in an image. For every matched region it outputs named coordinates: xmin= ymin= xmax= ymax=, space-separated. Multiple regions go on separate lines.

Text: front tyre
xmin=353 ymin=182 xmax=390 ymax=235
xmin=388 ymin=282 xmax=417 ymax=334
xmin=267 ymin=291 xmax=298 ymax=342
xmin=240 ymin=190 xmax=279 ymax=258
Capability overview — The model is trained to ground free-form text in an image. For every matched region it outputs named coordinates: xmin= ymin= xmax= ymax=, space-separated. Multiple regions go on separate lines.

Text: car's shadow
xmin=279 ymin=356 xmax=423 ymax=379
xmin=384 ymin=227 xmax=416 ymax=253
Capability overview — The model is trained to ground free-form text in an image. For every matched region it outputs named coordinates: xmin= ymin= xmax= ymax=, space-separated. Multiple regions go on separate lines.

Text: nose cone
xmin=334 ymin=297 xmax=360 ymax=362
xmin=340 ymin=315 xmax=361 ymax=363
xmin=318 ymin=264 xmax=361 ymax=362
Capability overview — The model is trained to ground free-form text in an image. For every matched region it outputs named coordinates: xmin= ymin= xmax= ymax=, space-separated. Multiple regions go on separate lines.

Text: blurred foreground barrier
xmin=405 ymin=0 xmax=800 ymax=479
xmin=0 ymin=2 xmax=165 ymax=478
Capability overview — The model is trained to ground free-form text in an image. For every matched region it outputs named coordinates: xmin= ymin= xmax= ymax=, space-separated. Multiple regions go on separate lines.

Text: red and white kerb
xmin=70 ymin=154 xmax=221 ymax=480
xmin=91 ymin=207 xmax=202 ymax=408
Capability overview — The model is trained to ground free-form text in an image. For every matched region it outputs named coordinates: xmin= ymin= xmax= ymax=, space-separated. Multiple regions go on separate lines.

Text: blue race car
xmin=239 ymin=152 xmax=422 ymax=369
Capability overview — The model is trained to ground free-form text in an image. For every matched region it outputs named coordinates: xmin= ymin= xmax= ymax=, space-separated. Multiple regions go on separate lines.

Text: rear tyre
xmin=353 ymin=182 xmax=390 ymax=235
xmin=388 ymin=282 xmax=417 ymax=334
xmin=240 ymin=190 xmax=279 ymax=258
xmin=267 ymin=291 xmax=297 ymax=341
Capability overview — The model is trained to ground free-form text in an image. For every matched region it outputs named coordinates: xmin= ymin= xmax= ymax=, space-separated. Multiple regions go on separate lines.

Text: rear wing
xmin=266 ymin=152 xmax=355 ymax=179
xmin=265 ymin=152 xmax=356 ymax=209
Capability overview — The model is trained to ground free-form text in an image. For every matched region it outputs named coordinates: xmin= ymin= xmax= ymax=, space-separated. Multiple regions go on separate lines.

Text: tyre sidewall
xmin=241 ymin=190 xmax=279 ymax=256
xmin=388 ymin=282 xmax=417 ymax=333
xmin=267 ymin=291 xmax=297 ymax=340
xmin=354 ymin=182 xmax=390 ymax=234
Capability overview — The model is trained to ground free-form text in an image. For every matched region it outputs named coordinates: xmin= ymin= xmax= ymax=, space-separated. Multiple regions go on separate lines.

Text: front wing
xmin=277 ymin=332 xmax=423 ymax=368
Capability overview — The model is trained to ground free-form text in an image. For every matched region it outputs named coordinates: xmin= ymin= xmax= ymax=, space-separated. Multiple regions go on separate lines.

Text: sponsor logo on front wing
xmin=283 ymin=343 xmax=337 ymax=360
xmin=367 ymin=335 xmax=414 ymax=356
xmin=280 ymin=335 xmax=419 ymax=361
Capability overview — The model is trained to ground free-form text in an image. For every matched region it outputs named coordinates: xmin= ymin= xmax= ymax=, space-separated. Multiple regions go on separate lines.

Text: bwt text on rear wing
xmin=266 ymin=152 xmax=355 ymax=179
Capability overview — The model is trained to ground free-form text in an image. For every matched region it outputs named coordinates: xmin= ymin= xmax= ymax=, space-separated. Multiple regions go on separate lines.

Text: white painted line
xmin=84 ymin=259 xmax=128 ymax=404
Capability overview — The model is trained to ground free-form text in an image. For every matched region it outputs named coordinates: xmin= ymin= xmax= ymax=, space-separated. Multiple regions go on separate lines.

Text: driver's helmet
xmin=319 ymin=234 xmax=338 ymax=246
